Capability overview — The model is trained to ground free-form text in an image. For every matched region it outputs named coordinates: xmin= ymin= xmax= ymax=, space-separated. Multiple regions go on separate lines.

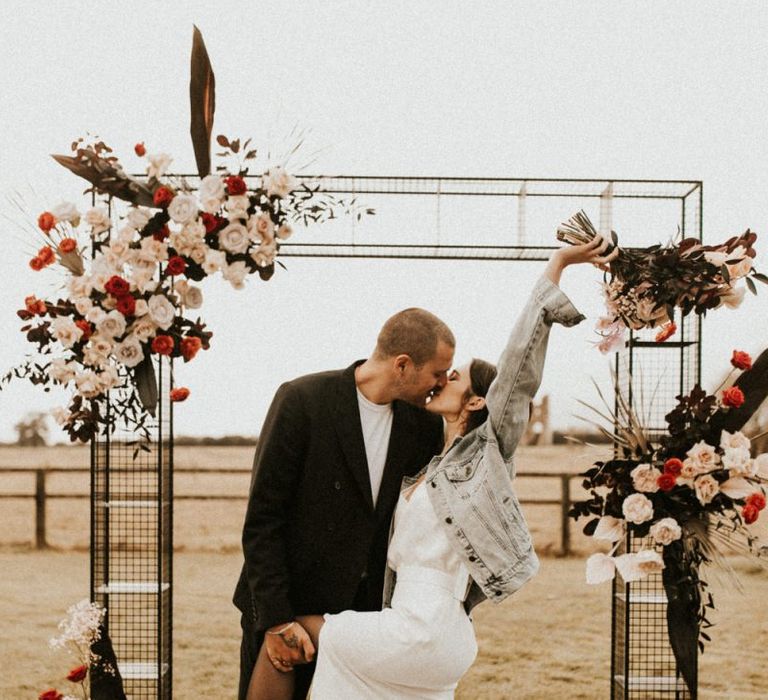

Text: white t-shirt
xmin=356 ymin=388 xmax=394 ymax=506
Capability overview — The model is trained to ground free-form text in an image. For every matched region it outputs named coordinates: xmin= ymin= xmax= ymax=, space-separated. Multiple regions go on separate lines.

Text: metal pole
xmin=560 ymin=475 xmax=571 ymax=556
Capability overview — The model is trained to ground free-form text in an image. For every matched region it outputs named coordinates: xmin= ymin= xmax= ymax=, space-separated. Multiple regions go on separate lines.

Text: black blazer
xmin=233 ymin=361 xmax=443 ymax=631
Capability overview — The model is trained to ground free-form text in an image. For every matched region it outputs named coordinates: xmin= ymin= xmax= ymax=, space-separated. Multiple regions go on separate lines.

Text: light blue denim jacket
xmin=383 ymin=276 xmax=585 ymax=612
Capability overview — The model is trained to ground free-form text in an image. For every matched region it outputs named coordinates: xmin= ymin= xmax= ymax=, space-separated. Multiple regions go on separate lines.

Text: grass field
xmin=1 ymin=445 xmax=767 ymax=698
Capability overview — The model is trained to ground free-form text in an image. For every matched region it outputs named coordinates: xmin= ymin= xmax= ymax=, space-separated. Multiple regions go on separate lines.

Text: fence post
xmin=560 ymin=474 xmax=571 ymax=556
xmin=35 ymin=469 xmax=47 ymax=549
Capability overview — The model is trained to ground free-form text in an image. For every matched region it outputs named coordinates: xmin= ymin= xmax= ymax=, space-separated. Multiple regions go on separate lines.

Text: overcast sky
xmin=1 ymin=1 xmax=767 ymax=442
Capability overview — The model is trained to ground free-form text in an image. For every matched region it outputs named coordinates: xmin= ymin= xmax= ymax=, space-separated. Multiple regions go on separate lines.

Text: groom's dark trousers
xmin=233 ymin=361 xmax=442 ymax=699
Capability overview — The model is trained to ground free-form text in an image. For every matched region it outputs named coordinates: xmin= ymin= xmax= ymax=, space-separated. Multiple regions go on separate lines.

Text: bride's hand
xmin=545 ymin=236 xmax=619 ymax=285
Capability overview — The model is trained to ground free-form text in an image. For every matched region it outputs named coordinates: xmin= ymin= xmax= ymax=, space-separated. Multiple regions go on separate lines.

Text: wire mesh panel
xmin=91 ymin=355 xmax=173 ymax=699
xmin=612 ymin=180 xmax=701 ymax=698
xmin=611 ymin=535 xmax=693 ymax=699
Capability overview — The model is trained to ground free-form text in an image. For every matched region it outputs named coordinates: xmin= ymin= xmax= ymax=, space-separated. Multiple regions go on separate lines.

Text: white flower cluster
xmin=49 ymin=598 xmax=105 ymax=654
xmin=585 ymin=429 xmax=768 ymax=585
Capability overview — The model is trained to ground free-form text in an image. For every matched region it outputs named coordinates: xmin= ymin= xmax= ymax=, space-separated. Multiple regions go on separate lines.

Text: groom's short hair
xmin=373 ymin=308 xmax=455 ymax=366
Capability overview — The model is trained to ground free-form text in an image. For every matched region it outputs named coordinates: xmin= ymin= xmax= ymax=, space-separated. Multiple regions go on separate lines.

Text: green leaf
xmin=134 ymin=354 xmax=158 ymax=417
xmin=721 ymin=264 xmax=730 ymax=283
xmin=752 ymin=272 xmax=768 ymax=285
xmin=746 ymin=276 xmax=757 ymax=295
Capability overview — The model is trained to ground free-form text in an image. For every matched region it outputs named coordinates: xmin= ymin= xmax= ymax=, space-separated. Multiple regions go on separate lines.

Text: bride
xmin=247 ymin=237 xmax=616 ymax=699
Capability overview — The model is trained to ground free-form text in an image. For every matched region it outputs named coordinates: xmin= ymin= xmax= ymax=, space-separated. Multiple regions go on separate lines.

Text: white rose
xmin=74 ymin=297 xmax=93 ymax=316
xmin=51 ymin=201 xmax=80 ymax=225
xmin=754 ymin=453 xmax=768 ymax=479
xmin=686 ymin=440 xmax=719 ymax=471
xmin=75 ymin=370 xmax=102 ymax=399
xmin=585 ymin=553 xmax=616 ymax=584
xmin=83 ymin=346 xmax=109 ymax=369
xmin=85 ymin=307 xmax=107 ymax=325
xmin=168 ymin=193 xmax=198 ymax=225
xmin=592 ymin=515 xmax=625 ymax=542
xmin=114 ymin=336 xmax=145 ymax=368
xmin=85 ymin=207 xmax=111 ymax=234
xmin=248 ymin=212 xmax=275 ymax=244
xmin=720 ymin=285 xmax=746 ymax=309
xmin=276 ymin=223 xmax=293 ymax=240
xmin=649 ymin=517 xmax=682 ymax=546
xmin=51 ymin=407 xmax=72 ymax=426
xmin=169 ymin=229 xmax=199 ymax=257
xmin=615 ymin=550 xmax=664 ymax=583
xmin=679 ymin=457 xmax=705 ymax=482
xmin=50 ymin=317 xmax=84 ymax=348
xmin=199 ymin=174 xmax=226 ymax=202
xmin=202 ymin=249 xmax=226 ymax=275
xmin=130 ymin=269 xmax=157 ymax=294
xmin=180 ymin=283 xmax=203 ymax=309
xmin=97 ymin=365 xmax=121 ymax=391
xmin=96 ymin=310 xmax=127 ymax=339
xmin=720 ymin=430 xmax=751 ymax=452
xmin=68 ymin=275 xmax=92 ymax=299
xmin=126 ymin=207 xmax=152 ymax=231
xmin=721 ymin=447 xmax=752 ymax=476
xmin=190 ymin=243 xmax=208 ymax=265
xmin=48 ymin=358 xmax=77 ymax=384
xmin=219 ymin=222 xmax=250 ymax=254
xmin=147 ymin=152 xmax=173 ymax=180
xmin=148 ymin=294 xmax=176 ymax=330
xmin=182 ymin=218 xmax=206 ymax=240
xmin=694 ymin=474 xmax=720 ymax=505
xmin=129 ymin=249 xmax=160 ymax=274
xmin=622 ymin=493 xmax=654 ymax=524
xmin=225 ymin=194 xmax=250 ymax=221
xmin=140 ymin=237 xmax=169 ymax=262
xmin=201 ymin=196 xmax=224 ymax=214
xmin=222 ymin=260 xmax=248 ymax=290
xmin=631 ymin=463 xmax=662 ymax=493
xmin=252 ymin=241 xmax=277 ymax=268
xmin=262 ymin=166 xmax=296 ymax=198
xmin=128 ymin=316 xmax=157 ymax=343
xmin=134 ymin=299 xmax=149 ymax=317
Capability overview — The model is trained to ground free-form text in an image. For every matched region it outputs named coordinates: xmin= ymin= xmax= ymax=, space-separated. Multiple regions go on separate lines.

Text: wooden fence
xmin=0 ymin=467 xmax=578 ymax=555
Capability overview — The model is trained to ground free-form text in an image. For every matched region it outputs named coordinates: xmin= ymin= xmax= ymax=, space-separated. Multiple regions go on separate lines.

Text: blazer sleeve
xmin=485 ymin=276 xmax=584 ymax=461
xmin=241 ymin=380 xmax=309 ymax=629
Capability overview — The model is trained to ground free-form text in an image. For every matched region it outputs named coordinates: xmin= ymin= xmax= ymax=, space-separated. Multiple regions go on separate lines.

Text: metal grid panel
xmin=612 ymin=536 xmax=693 ymax=699
xmin=91 ymin=356 xmax=172 ymax=699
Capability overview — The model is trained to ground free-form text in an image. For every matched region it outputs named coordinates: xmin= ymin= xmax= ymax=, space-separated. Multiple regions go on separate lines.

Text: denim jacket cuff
xmin=532 ymin=276 xmax=585 ymax=327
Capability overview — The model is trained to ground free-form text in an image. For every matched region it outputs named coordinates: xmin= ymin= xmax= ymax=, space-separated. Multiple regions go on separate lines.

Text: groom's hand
xmin=264 ymin=621 xmax=316 ymax=672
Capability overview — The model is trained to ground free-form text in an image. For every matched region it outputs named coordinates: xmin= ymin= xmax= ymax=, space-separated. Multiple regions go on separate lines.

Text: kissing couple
xmin=233 ymin=238 xmax=616 ymax=699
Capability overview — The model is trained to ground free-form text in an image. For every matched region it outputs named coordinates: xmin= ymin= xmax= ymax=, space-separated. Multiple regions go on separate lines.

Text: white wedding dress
xmin=310 ymin=480 xmax=478 ymax=698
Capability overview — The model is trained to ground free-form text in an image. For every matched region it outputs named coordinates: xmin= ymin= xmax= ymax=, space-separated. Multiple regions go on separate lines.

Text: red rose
xmin=743 ymin=503 xmax=760 ymax=525
xmin=655 ymin=322 xmax=677 ymax=343
xmin=657 ymin=473 xmax=677 ymax=492
xmin=38 ymin=690 xmax=63 ymax=700
xmin=38 ymin=211 xmax=56 ymax=233
xmin=38 ymin=246 xmax=56 ymax=266
xmin=58 ymin=238 xmax=77 ymax=254
xmin=170 ymin=386 xmax=190 ymax=402
xmin=75 ymin=319 xmax=93 ymax=342
xmin=116 ymin=294 xmax=136 ymax=317
xmin=746 ymin=492 xmax=766 ymax=511
xmin=29 ymin=256 xmax=44 ymax=271
xmin=153 ymin=224 xmax=170 ymax=242
xmin=66 ymin=664 xmax=88 ymax=683
xmin=225 ymin=175 xmax=247 ymax=195
xmin=166 ymin=256 xmax=187 ymax=276
xmin=180 ymin=336 xmax=202 ymax=361
xmin=731 ymin=350 xmax=752 ymax=371
xmin=105 ymin=275 xmax=131 ymax=297
xmin=663 ymin=458 xmax=683 ymax=477
xmin=201 ymin=212 xmax=221 ymax=233
xmin=25 ymin=295 xmax=47 ymax=316
xmin=153 ymin=186 xmax=175 ymax=208
xmin=151 ymin=335 xmax=175 ymax=356
xmin=134 ymin=142 xmax=146 ymax=157
xmin=721 ymin=386 xmax=745 ymax=409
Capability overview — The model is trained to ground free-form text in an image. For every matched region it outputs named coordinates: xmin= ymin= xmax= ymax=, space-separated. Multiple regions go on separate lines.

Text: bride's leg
xmin=245 ymin=640 xmax=295 ymax=700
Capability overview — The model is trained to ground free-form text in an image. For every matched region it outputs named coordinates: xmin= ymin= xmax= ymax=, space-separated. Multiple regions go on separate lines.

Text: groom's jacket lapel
xmin=333 ymin=364 xmax=374 ymax=512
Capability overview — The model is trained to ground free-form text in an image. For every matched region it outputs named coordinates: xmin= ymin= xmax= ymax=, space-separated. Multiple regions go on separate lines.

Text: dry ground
xmin=1 ymin=445 xmax=767 ymax=698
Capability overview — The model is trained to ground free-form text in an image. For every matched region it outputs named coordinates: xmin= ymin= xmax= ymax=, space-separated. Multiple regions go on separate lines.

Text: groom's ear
xmin=393 ymin=354 xmax=412 ymax=374
xmin=466 ymin=396 xmax=486 ymax=412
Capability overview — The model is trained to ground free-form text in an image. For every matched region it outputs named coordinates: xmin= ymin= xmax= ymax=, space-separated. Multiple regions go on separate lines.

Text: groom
xmin=234 ymin=308 xmax=454 ymax=699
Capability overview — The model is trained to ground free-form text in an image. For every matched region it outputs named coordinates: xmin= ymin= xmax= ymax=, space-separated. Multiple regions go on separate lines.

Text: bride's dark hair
xmin=463 ymin=358 xmax=498 ymax=434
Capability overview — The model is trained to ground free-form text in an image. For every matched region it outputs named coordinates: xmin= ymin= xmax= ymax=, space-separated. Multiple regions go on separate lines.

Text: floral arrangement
xmin=556 ymin=210 xmax=767 ymax=352
xmin=38 ymin=599 xmax=123 ymax=700
xmin=5 ymin=136 xmax=365 ymax=443
xmin=570 ymin=348 xmax=768 ymax=693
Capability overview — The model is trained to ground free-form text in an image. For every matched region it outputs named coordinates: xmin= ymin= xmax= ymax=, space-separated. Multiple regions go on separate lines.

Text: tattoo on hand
xmin=282 ymin=632 xmax=299 ymax=649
